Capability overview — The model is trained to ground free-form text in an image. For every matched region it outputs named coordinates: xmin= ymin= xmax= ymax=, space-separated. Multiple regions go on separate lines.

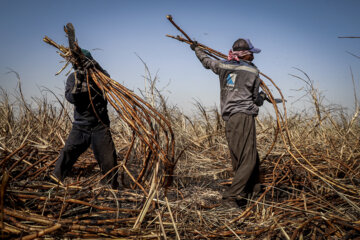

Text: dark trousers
xmin=223 ymin=112 xmax=260 ymax=199
xmin=54 ymin=123 xmax=119 ymax=188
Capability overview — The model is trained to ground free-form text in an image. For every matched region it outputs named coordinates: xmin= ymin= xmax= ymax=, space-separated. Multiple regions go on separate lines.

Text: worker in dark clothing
xmin=190 ymin=39 xmax=266 ymax=205
xmin=52 ymin=49 xmax=119 ymax=189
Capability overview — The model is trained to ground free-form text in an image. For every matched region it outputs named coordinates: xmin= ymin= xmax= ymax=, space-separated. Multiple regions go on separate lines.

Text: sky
xmin=1 ymin=0 xmax=360 ymax=116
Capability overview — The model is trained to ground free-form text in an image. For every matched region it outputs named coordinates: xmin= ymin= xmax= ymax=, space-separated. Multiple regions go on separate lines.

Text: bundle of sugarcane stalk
xmin=44 ymin=23 xmax=175 ymax=191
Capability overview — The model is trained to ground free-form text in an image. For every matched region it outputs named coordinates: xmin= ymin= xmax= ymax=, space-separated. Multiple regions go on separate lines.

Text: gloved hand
xmin=254 ymin=91 xmax=267 ymax=106
xmin=260 ymin=91 xmax=285 ymax=104
xmin=273 ymin=98 xmax=285 ymax=104
xmin=190 ymin=41 xmax=198 ymax=51
xmin=72 ymin=71 xmax=88 ymax=94
xmin=259 ymin=91 xmax=267 ymax=101
xmin=83 ymin=58 xmax=97 ymax=69
xmin=82 ymin=58 xmax=107 ymax=75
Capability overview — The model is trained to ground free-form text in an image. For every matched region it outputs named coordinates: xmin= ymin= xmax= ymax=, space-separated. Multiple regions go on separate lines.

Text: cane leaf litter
xmin=0 ymin=17 xmax=359 ymax=239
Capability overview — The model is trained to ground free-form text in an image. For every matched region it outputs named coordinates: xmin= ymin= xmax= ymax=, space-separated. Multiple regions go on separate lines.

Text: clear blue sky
xmin=1 ymin=0 xmax=359 ymax=115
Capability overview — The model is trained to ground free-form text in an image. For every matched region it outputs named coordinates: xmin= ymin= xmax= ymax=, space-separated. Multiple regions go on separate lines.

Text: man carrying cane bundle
xmin=190 ymin=38 xmax=266 ymax=207
xmin=51 ymin=49 xmax=119 ymax=189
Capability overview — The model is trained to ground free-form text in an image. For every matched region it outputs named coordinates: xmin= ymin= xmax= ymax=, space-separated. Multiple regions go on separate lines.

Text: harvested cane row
xmin=167 ymin=105 xmax=360 ymax=239
xmin=1 ymin=68 xmax=360 ymax=239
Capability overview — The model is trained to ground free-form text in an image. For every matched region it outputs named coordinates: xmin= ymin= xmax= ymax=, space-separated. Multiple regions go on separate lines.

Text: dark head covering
xmin=232 ymin=39 xmax=261 ymax=53
xmin=81 ymin=48 xmax=93 ymax=59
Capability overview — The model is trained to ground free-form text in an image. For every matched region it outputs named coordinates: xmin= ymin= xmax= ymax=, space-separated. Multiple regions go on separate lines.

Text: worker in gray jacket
xmin=190 ymin=38 xmax=266 ymax=205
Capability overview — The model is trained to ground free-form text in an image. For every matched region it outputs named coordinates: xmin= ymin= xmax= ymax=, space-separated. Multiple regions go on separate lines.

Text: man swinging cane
xmin=51 ymin=49 xmax=119 ymax=189
xmin=190 ymin=39 xmax=267 ymax=206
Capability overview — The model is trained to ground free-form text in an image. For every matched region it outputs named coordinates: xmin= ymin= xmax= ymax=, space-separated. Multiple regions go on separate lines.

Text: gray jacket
xmin=195 ymin=47 xmax=264 ymax=121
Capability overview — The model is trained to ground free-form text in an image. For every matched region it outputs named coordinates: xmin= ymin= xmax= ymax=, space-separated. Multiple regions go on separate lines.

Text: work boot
xmin=100 ymin=177 xmax=119 ymax=190
xmin=234 ymin=193 xmax=249 ymax=207
xmin=221 ymin=198 xmax=240 ymax=209
xmin=222 ymin=191 xmax=249 ymax=208
xmin=111 ymin=180 xmax=119 ymax=190
xmin=251 ymin=183 xmax=263 ymax=199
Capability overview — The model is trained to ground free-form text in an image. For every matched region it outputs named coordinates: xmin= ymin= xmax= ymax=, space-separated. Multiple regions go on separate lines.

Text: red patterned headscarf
xmin=227 ymin=50 xmax=252 ymax=61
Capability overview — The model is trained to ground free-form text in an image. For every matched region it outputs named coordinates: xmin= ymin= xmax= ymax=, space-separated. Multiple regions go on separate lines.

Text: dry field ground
xmin=0 ymin=73 xmax=359 ymax=239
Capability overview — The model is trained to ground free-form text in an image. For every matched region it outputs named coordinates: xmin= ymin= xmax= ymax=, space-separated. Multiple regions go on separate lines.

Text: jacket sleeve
xmin=253 ymin=77 xmax=265 ymax=106
xmin=103 ymin=70 xmax=110 ymax=78
xmin=194 ymin=47 xmax=221 ymax=75
xmin=65 ymin=72 xmax=88 ymax=104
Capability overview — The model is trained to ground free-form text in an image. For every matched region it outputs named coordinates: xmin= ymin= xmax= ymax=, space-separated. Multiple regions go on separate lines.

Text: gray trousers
xmin=223 ymin=112 xmax=260 ymax=199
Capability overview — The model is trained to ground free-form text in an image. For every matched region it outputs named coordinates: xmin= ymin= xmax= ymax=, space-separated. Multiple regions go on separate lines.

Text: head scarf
xmin=227 ymin=50 xmax=252 ymax=61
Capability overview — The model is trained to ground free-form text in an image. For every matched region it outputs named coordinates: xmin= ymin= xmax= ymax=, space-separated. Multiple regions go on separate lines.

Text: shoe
xmin=49 ymin=173 xmax=64 ymax=186
xmin=221 ymin=198 xmax=240 ymax=208
xmin=234 ymin=195 xmax=248 ymax=207
xmin=250 ymin=184 xmax=264 ymax=199
xmin=100 ymin=178 xmax=119 ymax=190
xmin=110 ymin=181 xmax=120 ymax=190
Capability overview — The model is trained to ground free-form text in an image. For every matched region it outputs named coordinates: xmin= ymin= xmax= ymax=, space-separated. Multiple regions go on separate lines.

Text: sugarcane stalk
xmin=20 ymin=223 xmax=62 ymax=240
xmin=4 ymin=208 xmax=54 ymax=225
xmin=0 ymin=171 xmax=9 ymax=238
xmin=13 ymin=155 xmax=48 ymax=180
xmin=166 ymin=34 xmax=226 ymax=59
xmin=0 ymin=143 xmax=27 ymax=168
xmin=166 ymin=15 xmax=192 ymax=42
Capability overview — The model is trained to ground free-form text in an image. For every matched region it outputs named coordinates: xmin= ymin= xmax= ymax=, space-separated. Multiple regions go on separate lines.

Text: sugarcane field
xmin=1 ymin=2 xmax=360 ymax=240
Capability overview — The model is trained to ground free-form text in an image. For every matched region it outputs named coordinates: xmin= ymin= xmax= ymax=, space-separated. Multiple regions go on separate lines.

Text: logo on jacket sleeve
xmin=226 ymin=73 xmax=237 ymax=87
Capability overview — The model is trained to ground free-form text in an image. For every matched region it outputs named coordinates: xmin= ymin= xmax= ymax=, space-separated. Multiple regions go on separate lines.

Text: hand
xmin=273 ymin=98 xmax=285 ymax=104
xmin=83 ymin=58 xmax=107 ymax=74
xmin=83 ymin=59 xmax=96 ymax=69
xmin=72 ymin=72 xmax=88 ymax=94
xmin=190 ymin=41 xmax=198 ymax=51
xmin=262 ymin=93 xmax=286 ymax=104
xmin=259 ymin=91 xmax=267 ymax=101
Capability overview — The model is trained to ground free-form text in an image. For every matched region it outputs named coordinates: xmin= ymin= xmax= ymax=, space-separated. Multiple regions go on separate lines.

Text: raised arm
xmin=193 ymin=46 xmax=221 ymax=75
